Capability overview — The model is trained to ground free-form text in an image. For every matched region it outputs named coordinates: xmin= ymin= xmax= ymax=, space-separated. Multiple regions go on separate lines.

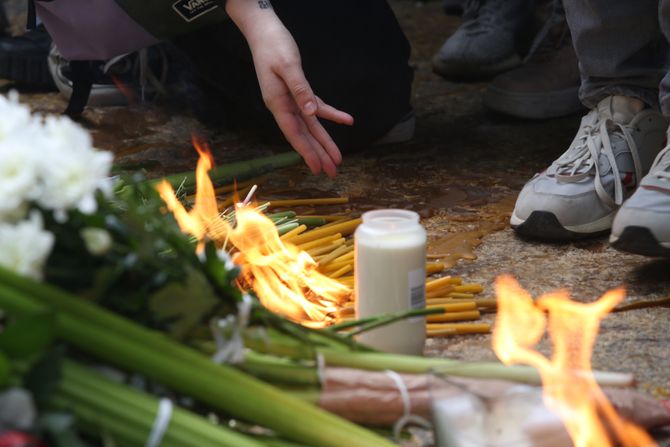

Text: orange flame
xmin=110 ymin=75 xmax=138 ymax=105
xmin=492 ymin=276 xmax=656 ymax=447
xmin=157 ymin=137 xmax=350 ymax=326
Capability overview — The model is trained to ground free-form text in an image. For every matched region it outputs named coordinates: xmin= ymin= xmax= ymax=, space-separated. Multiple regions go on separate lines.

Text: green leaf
xmin=0 ymin=351 xmax=11 ymax=388
xmin=24 ymin=346 xmax=64 ymax=407
xmin=149 ymin=267 xmax=218 ymax=339
xmin=0 ymin=313 xmax=55 ymax=359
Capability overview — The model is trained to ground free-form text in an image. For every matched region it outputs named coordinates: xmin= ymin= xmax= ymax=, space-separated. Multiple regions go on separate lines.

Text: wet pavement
xmin=4 ymin=0 xmax=670 ymax=444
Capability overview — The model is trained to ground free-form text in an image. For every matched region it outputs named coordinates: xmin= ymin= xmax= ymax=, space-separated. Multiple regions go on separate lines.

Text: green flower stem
xmin=246 ymin=330 xmax=544 ymax=382
xmin=268 ymin=211 xmax=297 ymax=221
xmin=56 ymin=386 xmax=215 ymax=447
xmin=326 ymin=316 xmax=379 ymax=332
xmin=60 ymin=361 xmax=259 ymax=447
xmin=262 ymin=438 xmax=311 ymax=447
xmin=153 ymin=152 xmax=301 ymax=191
xmin=243 ymin=328 xmax=631 ymax=387
xmin=295 ymin=217 xmax=326 ymax=227
xmin=276 ymin=222 xmax=300 ymax=236
xmin=282 ymin=389 xmax=322 ymax=405
xmin=327 ymin=307 xmax=444 ymax=336
xmin=241 ymin=350 xmax=319 ymax=386
xmin=194 ymin=341 xmax=320 ymax=387
xmin=50 ymin=395 xmax=148 ymax=446
xmin=0 ymin=274 xmax=397 ymax=447
xmin=51 ymin=395 xmax=167 ymax=447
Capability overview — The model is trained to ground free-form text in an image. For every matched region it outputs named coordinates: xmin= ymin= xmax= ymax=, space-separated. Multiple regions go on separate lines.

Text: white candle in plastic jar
xmin=354 ymin=209 xmax=426 ymax=355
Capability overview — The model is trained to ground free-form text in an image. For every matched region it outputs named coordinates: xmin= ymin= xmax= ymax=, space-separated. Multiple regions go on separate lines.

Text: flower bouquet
xmin=0 ymin=92 xmax=395 ymax=446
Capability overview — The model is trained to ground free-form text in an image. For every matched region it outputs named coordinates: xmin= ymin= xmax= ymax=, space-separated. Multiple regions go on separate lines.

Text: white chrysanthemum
xmin=36 ymin=116 xmax=113 ymax=215
xmin=0 ymin=212 xmax=54 ymax=280
xmin=0 ymin=124 xmax=43 ymax=221
xmin=0 ymin=92 xmax=32 ymax=142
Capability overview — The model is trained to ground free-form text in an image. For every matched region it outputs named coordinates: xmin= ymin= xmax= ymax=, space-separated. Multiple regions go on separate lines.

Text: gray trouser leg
xmin=563 ymin=0 xmax=668 ymax=109
xmin=658 ymin=0 xmax=670 ymax=115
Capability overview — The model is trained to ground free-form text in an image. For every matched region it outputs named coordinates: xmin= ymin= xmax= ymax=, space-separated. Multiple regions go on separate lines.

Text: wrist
xmin=225 ymin=0 xmax=281 ymax=44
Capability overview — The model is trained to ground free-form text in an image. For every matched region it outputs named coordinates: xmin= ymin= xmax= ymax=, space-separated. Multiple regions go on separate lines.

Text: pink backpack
xmin=36 ymin=0 xmax=159 ymax=61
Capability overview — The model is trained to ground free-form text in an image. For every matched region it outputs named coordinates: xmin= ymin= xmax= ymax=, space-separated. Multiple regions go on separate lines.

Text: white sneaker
xmin=374 ymin=111 xmax=415 ymax=145
xmin=511 ymin=96 xmax=668 ymax=240
xmin=610 ymin=144 xmax=670 ymax=257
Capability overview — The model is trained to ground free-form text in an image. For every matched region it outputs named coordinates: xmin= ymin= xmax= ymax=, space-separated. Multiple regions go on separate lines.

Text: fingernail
xmin=303 ymin=101 xmax=316 ymax=114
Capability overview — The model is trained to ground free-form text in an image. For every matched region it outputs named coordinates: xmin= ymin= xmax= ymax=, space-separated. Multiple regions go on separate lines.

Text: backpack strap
xmin=27 ymin=0 xmax=36 ymax=29
xmin=30 ymin=0 xmax=91 ymax=118
xmin=63 ymin=61 xmax=94 ymax=119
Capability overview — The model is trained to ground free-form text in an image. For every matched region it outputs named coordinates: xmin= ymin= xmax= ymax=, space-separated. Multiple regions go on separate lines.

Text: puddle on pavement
xmin=427 ymin=196 xmax=516 ymax=268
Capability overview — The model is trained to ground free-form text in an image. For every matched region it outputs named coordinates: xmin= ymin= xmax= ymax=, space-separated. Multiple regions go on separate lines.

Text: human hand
xmin=225 ymin=0 xmax=353 ymax=177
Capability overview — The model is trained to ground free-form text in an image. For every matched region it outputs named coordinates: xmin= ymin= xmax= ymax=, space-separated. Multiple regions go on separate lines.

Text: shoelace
xmin=462 ymin=0 xmax=498 ymax=30
xmin=650 ymin=146 xmax=670 ymax=181
xmin=555 ymin=119 xmax=642 ymax=208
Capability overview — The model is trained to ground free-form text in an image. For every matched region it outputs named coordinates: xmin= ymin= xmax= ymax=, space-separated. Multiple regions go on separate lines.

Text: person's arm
xmin=225 ymin=0 xmax=354 ymax=177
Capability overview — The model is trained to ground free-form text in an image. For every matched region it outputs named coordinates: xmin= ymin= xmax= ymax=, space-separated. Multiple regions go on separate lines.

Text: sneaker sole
xmin=484 ymin=85 xmax=584 ymax=119
xmin=432 ymin=54 xmax=522 ymax=80
xmin=610 ymin=226 xmax=670 ymax=258
xmin=511 ymin=210 xmax=611 ymax=241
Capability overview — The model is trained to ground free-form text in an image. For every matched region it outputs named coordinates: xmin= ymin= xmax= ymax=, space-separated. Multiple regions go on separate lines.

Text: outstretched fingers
xmin=303 ymin=114 xmax=342 ymax=166
xmin=316 ymin=97 xmax=354 ymax=126
xmin=274 ymin=112 xmax=338 ymax=177
xmin=270 ymin=62 xmax=350 ymax=177
xmin=305 ymin=130 xmax=338 ymax=178
xmin=279 ymin=63 xmax=318 ymax=117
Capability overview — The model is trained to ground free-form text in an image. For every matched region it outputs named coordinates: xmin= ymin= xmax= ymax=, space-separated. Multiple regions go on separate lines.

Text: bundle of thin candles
xmin=211 ymin=184 xmax=493 ymax=338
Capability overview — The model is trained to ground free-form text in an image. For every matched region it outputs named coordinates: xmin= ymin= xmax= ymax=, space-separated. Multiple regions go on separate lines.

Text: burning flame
xmin=492 ymin=276 xmax=656 ymax=447
xmin=157 ymin=136 xmax=350 ymax=327
xmin=110 ymin=75 xmax=138 ymax=105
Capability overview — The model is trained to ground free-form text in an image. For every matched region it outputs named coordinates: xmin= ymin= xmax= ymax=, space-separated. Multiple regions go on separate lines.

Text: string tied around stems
xmin=145 ymin=398 xmax=173 ymax=447
xmin=384 ymin=370 xmax=433 ymax=442
xmin=211 ymin=294 xmax=253 ymax=364
xmin=315 ymin=351 xmax=326 ymax=386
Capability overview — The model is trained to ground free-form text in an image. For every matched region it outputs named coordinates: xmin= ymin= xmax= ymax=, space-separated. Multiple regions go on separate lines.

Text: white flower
xmin=0 ymin=212 xmax=54 ymax=280
xmin=0 ymin=202 xmax=28 ymax=223
xmin=0 ymin=91 xmax=33 ymax=142
xmin=0 ymin=123 xmax=43 ymax=221
xmin=80 ymin=227 xmax=112 ymax=256
xmin=36 ymin=116 xmax=113 ymax=215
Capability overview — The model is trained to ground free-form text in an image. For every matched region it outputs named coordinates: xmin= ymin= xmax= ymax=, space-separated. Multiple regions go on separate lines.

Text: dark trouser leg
xmin=173 ymin=0 xmax=414 ymax=151
xmin=657 ymin=0 xmax=670 ymax=115
xmin=563 ymin=0 xmax=667 ymax=109
xmin=0 ymin=4 xmax=8 ymax=36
